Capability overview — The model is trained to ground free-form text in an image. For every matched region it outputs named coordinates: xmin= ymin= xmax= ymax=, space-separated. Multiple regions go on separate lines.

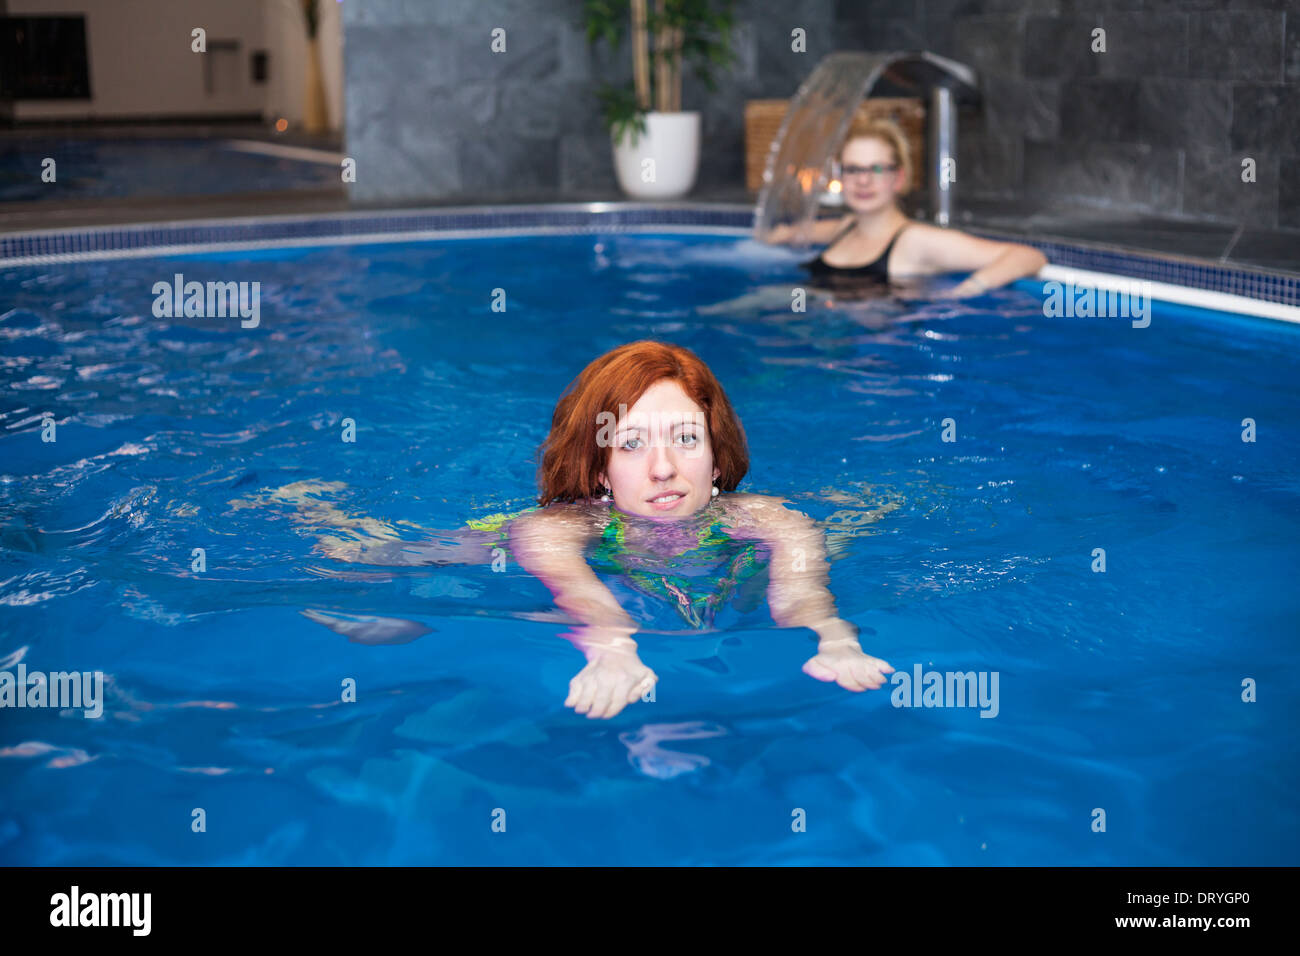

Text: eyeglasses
xmin=840 ymin=163 xmax=899 ymax=178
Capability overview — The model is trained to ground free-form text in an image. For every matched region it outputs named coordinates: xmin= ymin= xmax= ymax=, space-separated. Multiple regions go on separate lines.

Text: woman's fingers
xmin=603 ymin=676 xmax=639 ymax=718
xmin=802 ymin=656 xmax=837 ymax=682
xmin=861 ymin=656 xmax=893 ymax=686
xmin=586 ymin=676 xmax=618 ymax=719
xmin=564 ymin=672 xmax=582 ymax=708
xmin=627 ymin=671 xmax=656 ymax=703
xmin=851 ymin=659 xmax=877 ymax=687
xmin=567 ymin=661 xmax=658 ymax=718
xmin=567 ymin=673 xmax=596 ymax=714
xmin=804 ymin=651 xmax=895 ymax=691
xmin=837 ymin=666 xmax=869 ymax=692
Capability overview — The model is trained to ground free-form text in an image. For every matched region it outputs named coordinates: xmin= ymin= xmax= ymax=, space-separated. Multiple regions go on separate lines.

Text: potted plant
xmin=584 ymin=0 xmax=737 ymax=199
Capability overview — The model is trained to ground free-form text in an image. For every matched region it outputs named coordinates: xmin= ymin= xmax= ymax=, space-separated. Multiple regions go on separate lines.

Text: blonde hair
xmin=839 ymin=118 xmax=913 ymax=196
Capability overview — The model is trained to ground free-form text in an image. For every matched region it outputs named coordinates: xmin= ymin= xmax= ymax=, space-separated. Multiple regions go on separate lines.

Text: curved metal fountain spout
xmin=754 ymin=51 xmax=980 ymax=240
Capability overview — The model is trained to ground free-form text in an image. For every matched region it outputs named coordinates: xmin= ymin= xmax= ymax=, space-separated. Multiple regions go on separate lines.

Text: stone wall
xmin=342 ymin=0 xmax=1298 ymax=228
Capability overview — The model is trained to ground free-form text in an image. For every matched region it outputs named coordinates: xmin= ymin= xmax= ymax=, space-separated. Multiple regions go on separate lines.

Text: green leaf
xmin=597 ymin=83 xmax=648 ymax=143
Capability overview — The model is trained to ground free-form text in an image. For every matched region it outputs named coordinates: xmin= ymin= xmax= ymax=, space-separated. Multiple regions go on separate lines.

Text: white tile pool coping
xmin=1 ymin=202 xmax=1296 ymax=323
xmin=1038 ymin=265 xmax=1300 ymax=324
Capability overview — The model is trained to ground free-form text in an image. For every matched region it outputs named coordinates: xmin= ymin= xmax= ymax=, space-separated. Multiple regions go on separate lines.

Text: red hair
xmin=537 ymin=341 xmax=749 ymax=505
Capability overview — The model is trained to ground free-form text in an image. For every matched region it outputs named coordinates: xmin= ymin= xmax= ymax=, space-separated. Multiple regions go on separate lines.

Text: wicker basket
xmin=744 ymin=97 xmax=927 ymax=194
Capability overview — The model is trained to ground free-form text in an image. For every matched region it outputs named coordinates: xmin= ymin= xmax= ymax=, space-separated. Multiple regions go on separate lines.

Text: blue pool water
xmin=0 ymin=138 xmax=341 ymax=202
xmin=1 ymin=232 xmax=1297 ymax=865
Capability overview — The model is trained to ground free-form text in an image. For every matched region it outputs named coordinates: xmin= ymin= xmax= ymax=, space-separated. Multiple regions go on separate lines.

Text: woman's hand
xmin=564 ymin=627 xmax=657 ymax=719
xmin=316 ymin=534 xmax=363 ymax=562
xmin=803 ymin=619 xmax=894 ymax=691
xmin=759 ymin=223 xmax=795 ymax=244
xmin=939 ymin=277 xmax=989 ymax=299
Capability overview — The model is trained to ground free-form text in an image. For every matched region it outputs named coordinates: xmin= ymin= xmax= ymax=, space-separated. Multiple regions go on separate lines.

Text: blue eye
xmin=620 ymin=437 xmax=643 ymax=451
xmin=677 ymin=433 xmax=699 ymax=446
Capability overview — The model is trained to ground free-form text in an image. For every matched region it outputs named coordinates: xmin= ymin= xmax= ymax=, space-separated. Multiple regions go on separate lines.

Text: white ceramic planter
xmin=611 ymin=111 xmax=701 ymax=199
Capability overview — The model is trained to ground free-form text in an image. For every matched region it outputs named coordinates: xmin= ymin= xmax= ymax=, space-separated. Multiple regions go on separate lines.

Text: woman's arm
xmin=316 ymin=529 xmax=497 ymax=566
xmin=509 ymin=507 xmax=638 ymax=631
xmin=509 ymin=506 xmax=657 ymax=718
xmin=759 ymin=214 xmax=851 ymax=246
xmin=242 ymin=480 xmax=498 ymax=567
xmin=901 ymin=223 xmax=1047 ymax=295
xmin=723 ymin=494 xmax=893 ymax=691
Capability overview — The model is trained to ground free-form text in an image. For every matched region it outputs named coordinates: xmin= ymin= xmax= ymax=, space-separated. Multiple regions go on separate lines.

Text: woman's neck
xmin=852 ymin=205 xmax=906 ymax=238
xmin=614 ymin=503 xmax=718 ymax=555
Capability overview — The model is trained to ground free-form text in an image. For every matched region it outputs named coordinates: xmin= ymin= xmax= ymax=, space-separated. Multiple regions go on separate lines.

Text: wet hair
xmin=838 ymin=117 xmax=913 ymax=196
xmin=536 ymin=341 xmax=749 ymax=505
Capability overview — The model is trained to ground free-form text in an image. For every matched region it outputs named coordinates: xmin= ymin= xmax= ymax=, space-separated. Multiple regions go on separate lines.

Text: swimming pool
xmin=0 ymin=138 xmax=342 ymax=202
xmin=1 ymin=226 xmax=1297 ymax=865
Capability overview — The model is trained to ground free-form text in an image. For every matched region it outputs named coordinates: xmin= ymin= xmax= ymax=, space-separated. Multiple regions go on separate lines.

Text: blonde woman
xmin=763 ymin=119 xmax=1046 ymax=297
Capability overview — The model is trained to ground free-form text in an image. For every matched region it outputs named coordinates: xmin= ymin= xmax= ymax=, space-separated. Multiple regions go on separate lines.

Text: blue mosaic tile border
xmin=1 ymin=205 xmax=1294 ymax=308
xmin=971 ymin=228 xmax=1298 ymax=309
xmin=0 ymin=206 xmax=753 ymax=262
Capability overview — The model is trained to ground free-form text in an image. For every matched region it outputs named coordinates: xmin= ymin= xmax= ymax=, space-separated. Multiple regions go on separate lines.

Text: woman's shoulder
xmin=509 ymin=500 xmax=610 ymax=537
xmin=796 ymin=214 xmax=855 ymax=246
xmin=894 ymin=219 xmax=1025 ymax=257
xmin=716 ymin=492 xmax=809 ymax=536
xmin=890 ymin=219 xmax=978 ymax=271
xmin=722 ymin=491 xmax=790 ymax=511
xmin=893 ymin=218 xmax=944 ymax=245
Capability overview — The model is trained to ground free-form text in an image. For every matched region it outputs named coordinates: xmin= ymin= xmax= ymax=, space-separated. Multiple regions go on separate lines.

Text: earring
xmin=711 ymin=485 xmax=719 ymax=497
xmin=600 ymin=486 xmax=612 ymax=502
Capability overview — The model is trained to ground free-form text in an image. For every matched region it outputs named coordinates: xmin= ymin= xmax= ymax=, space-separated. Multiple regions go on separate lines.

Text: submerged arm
xmin=316 ymin=527 xmax=498 ymax=566
xmin=509 ymin=506 xmax=656 ymax=718
xmin=509 ymin=507 xmax=638 ymax=634
xmin=740 ymin=496 xmax=848 ymax=635
xmin=731 ymin=495 xmax=893 ymax=691
xmin=759 ymin=215 xmax=852 ymax=246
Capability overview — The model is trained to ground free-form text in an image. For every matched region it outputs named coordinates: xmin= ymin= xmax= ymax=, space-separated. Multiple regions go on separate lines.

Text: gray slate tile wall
xmin=841 ymin=0 xmax=1298 ymax=229
xmin=343 ymin=0 xmax=1298 ymax=230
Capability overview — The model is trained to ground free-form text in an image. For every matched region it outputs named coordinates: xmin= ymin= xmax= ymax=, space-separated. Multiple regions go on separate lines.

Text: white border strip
xmin=1039 ymin=264 xmax=1300 ymax=324
xmin=220 ymin=139 xmax=346 ymax=165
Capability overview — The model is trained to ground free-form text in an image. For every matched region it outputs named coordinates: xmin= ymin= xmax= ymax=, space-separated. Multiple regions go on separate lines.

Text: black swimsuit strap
xmin=823 ymin=219 xmax=910 ymax=259
xmin=879 ymin=221 xmax=911 ymax=260
xmin=822 ymin=219 xmax=858 ymax=254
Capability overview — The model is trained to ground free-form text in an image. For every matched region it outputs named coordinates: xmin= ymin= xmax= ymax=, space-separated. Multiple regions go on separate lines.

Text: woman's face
xmin=597 ymin=379 xmax=721 ymax=520
xmin=839 ymin=136 xmax=906 ymax=214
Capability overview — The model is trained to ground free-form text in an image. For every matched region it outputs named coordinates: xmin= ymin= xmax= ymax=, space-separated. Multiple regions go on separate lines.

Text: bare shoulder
xmin=892 ymin=221 xmax=1006 ymax=272
xmin=894 ymin=220 xmax=949 ymax=248
xmin=813 ymin=213 xmax=855 ymax=243
xmin=717 ymin=492 xmax=812 ymax=537
xmin=509 ymin=501 xmax=607 ymax=545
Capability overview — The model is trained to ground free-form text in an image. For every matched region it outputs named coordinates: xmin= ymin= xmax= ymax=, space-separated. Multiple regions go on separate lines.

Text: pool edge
xmin=1 ymin=201 xmax=1295 ymax=317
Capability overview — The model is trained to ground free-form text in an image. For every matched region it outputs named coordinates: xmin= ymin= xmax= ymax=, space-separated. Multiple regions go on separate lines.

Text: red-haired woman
xmin=306 ymin=341 xmax=892 ymax=720
xmin=506 ymin=341 xmax=892 ymax=719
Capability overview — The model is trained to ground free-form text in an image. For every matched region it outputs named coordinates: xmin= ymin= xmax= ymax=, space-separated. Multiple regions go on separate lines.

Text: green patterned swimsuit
xmin=469 ymin=504 xmax=769 ymax=629
xmin=588 ymin=506 xmax=768 ymax=629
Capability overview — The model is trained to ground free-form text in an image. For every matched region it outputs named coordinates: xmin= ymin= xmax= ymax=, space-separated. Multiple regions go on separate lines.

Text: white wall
xmin=264 ymin=0 xmax=344 ymax=132
xmin=8 ymin=0 xmax=343 ymax=131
